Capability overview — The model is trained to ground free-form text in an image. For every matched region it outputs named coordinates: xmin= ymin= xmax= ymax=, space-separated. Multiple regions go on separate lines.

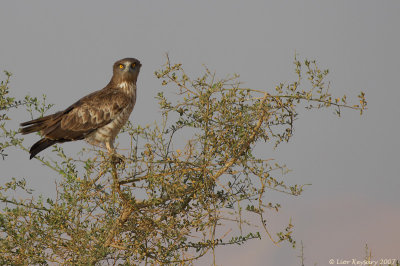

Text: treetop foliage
xmin=0 ymin=56 xmax=367 ymax=265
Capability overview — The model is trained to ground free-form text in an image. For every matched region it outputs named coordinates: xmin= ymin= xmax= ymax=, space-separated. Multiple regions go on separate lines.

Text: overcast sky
xmin=1 ymin=1 xmax=399 ymax=265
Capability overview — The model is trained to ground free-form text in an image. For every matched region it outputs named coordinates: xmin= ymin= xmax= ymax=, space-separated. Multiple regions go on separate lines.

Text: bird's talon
xmin=110 ymin=153 xmax=125 ymax=165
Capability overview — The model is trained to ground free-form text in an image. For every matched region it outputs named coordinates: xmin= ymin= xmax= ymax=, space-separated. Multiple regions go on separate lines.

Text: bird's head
xmin=112 ymin=58 xmax=142 ymax=84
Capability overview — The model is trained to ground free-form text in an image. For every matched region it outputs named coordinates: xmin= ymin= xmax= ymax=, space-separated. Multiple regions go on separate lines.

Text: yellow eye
xmin=131 ymin=63 xmax=136 ymax=68
xmin=119 ymin=64 xmax=124 ymax=69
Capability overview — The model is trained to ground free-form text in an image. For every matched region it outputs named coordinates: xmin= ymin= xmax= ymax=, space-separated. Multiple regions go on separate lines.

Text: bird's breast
xmin=85 ymin=102 xmax=134 ymax=147
xmin=119 ymin=82 xmax=137 ymax=102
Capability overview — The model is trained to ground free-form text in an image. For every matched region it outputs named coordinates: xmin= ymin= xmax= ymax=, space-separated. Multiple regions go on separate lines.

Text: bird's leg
xmin=106 ymin=142 xmax=125 ymax=165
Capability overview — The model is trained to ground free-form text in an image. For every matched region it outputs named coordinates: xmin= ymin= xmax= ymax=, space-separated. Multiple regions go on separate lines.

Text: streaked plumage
xmin=20 ymin=58 xmax=141 ymax=159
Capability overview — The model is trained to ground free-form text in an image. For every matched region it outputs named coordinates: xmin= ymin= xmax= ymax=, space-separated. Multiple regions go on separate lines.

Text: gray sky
xmin=1 ymin=1 xmax=399 ymax=265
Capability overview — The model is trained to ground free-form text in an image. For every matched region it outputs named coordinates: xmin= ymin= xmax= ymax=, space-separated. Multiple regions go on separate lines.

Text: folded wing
xmin=20 ymin=88 xmax=130 ymax=158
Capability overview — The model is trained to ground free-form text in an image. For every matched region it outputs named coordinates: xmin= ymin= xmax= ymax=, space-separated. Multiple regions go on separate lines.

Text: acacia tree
xmin=0 ymin=56 xmax=367 ymax=265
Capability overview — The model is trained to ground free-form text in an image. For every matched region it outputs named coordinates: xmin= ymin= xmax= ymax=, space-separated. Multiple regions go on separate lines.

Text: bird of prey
xmin=20 ymin=58 xmax=141 ymax=159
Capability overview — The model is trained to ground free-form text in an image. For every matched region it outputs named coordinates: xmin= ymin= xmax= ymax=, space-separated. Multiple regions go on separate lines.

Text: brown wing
xmin=20 ymin=87 xmax=131 ymax=159
xmin=20 ymin=88 xmax=130 ymax=141
xmin=42 ymin=88 xmax=130 ymax=140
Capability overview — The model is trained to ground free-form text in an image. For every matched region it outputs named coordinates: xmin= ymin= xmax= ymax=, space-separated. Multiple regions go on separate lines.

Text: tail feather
xmin=20 ymin=115 xmax=50 ymax=126
xmin=29 ymin=138 xmax=58 ymax=159
xmin=20 ymin=113 xmax=60 ymax=135
xmin=20 ymin=123 xmax=47 ymax=135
